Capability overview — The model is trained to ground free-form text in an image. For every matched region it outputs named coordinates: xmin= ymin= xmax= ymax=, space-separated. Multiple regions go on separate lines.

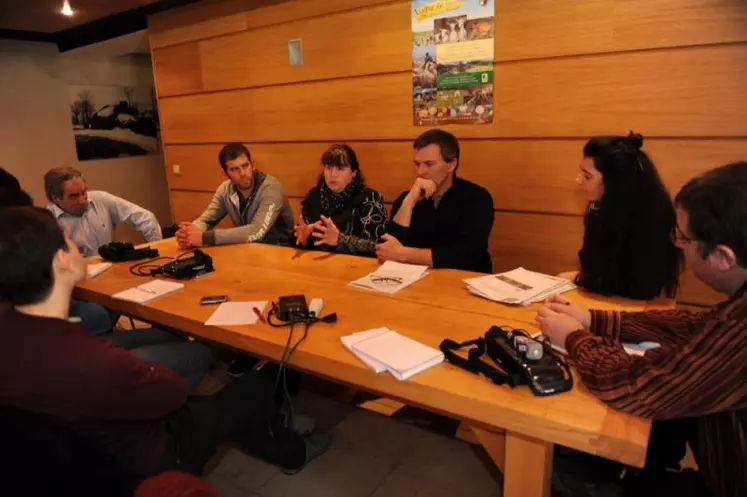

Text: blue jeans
xmin=69 ymin=299 xmax=112 ymax=335
xmin=110 ymin=329 xmax=212 ymax=393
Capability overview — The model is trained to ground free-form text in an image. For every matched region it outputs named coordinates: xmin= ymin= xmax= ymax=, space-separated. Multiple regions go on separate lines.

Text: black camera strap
xmin=439 ymin=337 xmax=519 ymax=388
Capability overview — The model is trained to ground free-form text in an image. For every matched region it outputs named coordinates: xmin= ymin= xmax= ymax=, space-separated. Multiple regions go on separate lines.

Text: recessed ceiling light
xmin=60 ymin=0 xmax=75 ymax=17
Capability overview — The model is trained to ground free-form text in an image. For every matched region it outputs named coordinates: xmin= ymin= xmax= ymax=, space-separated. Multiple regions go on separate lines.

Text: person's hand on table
xmin=176 ymin=222 xmax=204 ymax=249
xmin=375 ymin=234 xmax=405 ymax=263
xmin=294 ymin=215 xmax=320 ymax=246
xmin=535 ymin=306 xmax=585 ymax=349
xmin=311 ymin=215 xmax=340 ymax=247
xmin=544 ymin=294 xmax=592 ymax=328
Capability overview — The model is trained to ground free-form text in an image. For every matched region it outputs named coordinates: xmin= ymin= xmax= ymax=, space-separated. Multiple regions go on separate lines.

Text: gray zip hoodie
xmin=193 ymin=170 xmax=294 ymax=246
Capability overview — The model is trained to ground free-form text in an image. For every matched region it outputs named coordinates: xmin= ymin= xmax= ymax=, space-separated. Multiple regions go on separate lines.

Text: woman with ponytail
xmin=559 ymin=132 xmax=683 ymax=300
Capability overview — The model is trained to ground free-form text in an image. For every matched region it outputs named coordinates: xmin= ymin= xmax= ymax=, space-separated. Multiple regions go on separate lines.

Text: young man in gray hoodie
xmin=176 ymin=143 xmax=294 ymax=248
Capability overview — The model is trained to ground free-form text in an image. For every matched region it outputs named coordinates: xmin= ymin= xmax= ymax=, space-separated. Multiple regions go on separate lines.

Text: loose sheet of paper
xmin=205 ymin=301 xmax=268 ymax=326
xmin=87 ymin=262 xmax=112 ymax=279
xmin=349 ymin=261 xmax=429 ymax=294
xmin=112 ymin=280 xmax=185 ymax=303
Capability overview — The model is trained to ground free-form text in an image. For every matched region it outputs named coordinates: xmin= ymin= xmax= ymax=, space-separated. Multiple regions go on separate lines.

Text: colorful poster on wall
xmin=412 ymin=0 xmax=494 ymax=126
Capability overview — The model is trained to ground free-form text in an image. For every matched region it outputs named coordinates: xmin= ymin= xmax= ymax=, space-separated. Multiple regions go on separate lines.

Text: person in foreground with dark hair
xmin=295 ymin=144 xmax=387 ymax=256
xmin=558 ymin=132 xmax=683 ymax=300
xmin=376 ymin=129 xmax=494 ymax=272
xmin=0 ymin=185 xmax=33 ymax=210
xmin=537 ymin=162 xmax=747 ymax=497
xmin=0 ymin=207 xmax=328 ymax=491
xmin=1 ymin=168 xmax=113 ymax=336
xmin=177 ymin=143 xmax=294 ymax=248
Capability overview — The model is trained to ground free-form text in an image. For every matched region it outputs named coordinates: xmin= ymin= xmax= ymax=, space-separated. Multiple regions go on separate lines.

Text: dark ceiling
xmin=0 ymin=0 xmax=201 ymax=51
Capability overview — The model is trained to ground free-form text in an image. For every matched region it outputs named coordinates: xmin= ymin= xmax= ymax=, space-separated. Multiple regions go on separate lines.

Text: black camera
xmin=440 ymin=326 xmax=573 ymax=397
xmin=154 ymin=249 xmax=214 ymax=279
xmin=99 ymin=242 xmax=159 ymax=262
xmin=484 ymin=327 xmax=573 ymax=396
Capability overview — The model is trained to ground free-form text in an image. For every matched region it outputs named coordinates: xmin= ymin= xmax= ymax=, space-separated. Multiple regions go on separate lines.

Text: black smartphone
xmin=200 ymin=295 xmax=228 ymax=305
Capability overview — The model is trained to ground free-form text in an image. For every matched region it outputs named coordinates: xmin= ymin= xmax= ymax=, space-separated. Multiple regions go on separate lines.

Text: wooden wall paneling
xmin=164 ymin=144 xmax=226 ymax=192
xmin=158 ymin=45 xmax=747 ymax=143
xmin=489 ymin=211 xmax=583 ymax=275
xmin=495 ymin=0 xmax=615 ymax=61
xmin=148 ymin=0 xmax=397 ymax=49
xmin=487 ymin=44 xmax=747 ymax=139
xmin=496 ymin=0 xmax=747 ymax=61
xmin=645 ymin=139 xmax=747 ymax=195
xmin=198 ymin=2 xmax=411 ymax=93
xmin=241 ymin=0 xmax=402 ymax=31
xmin=148 ymin=0 xmax=250 ymax=49
xmin=153 ymin=1 xmax=747 ymax=97
xmin=152 ymin=42 xmax=204 ymax=96
xmin=149 ymin=0 xmax=747 ymax=65
xmin=169 ymin=190 xmax=232 ymax=228
xmin=612 ymin=0 xmax=747 ymax=51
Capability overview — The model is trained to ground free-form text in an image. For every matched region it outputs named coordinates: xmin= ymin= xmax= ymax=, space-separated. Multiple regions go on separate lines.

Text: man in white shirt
xmin=44 ymin=167 xmax=163 ymax=257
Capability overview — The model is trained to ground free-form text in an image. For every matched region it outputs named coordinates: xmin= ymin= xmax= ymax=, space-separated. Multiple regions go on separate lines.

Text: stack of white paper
xmin=340 ymin=328 xmax=444 ymax=380
xmin=340 ymin=328 xmax=390 ymax=373
xmin=86 ymin=262 xmax=112 ymax=279
xmin=348 ymin=261 xmax=429 ymax=294
xmin=112 ymin=280 xmax=185 ymax=303
xmin=465 ymin=267 xmax=576 ymax=306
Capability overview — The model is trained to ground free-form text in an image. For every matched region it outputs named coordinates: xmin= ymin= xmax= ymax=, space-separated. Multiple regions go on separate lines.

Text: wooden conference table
xmin=76 ymin=240 xmax=661 ymax=497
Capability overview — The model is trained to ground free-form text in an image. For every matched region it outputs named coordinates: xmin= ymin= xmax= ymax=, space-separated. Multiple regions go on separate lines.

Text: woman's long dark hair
xmin=317 ymin=144 xmax=365 ymax=187
xmin=579 ymin=132 xmax=683 ymax=298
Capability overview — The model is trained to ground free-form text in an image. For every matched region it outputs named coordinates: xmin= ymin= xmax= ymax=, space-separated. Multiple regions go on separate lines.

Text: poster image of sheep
xmin=412 ymin=0 xmax=494 ymax=126
xmin=69 ymin=85 xmax=160 ymax=161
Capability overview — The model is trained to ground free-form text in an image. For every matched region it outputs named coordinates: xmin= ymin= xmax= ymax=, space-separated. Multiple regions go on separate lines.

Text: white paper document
xmin=465 ymin=267 xmax=576 ymax=306
xmin=342 ymin=328 xmax=444 ymax=381
xmin=349 ymin=261 xmax=429 ymax=294
xmin=340 ymin=328 xmax=390 ymax=373
xmin=86 ymin=262 xmax=112 ymax=279
xmin=112 ymin=280 xmax=185 ymax=303
xmin=205 ymin=301 xmax=268 ymax=326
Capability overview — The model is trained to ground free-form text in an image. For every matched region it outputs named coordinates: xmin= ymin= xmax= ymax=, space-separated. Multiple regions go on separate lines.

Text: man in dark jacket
xmin=376 ymin=129 xmax=494 ymax=273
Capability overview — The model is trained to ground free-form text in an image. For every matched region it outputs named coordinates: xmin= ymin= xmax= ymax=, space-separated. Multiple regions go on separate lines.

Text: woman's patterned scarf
xmin=319 ymin=181 xmax=363 ymax=217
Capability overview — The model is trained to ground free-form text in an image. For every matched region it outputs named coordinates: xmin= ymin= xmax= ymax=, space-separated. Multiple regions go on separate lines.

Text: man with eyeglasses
xmin=536 ymin=162 xmax=747 ymax=497
xmin=176 ymin=143 xmax=294 ymax=248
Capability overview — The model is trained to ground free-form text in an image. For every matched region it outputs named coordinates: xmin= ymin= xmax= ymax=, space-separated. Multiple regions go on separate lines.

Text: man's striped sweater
xmin=567 ymin=283 xmax=747 ymax=497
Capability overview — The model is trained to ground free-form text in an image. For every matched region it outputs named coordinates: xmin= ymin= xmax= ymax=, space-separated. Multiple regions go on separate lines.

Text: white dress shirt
xmin=47 ymin=191 xmax=162 ymax=257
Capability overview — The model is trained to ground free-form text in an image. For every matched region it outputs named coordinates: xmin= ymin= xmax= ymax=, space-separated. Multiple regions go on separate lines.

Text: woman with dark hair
xmin=295 ymin=144 xmax=387 ymax=256
xmin=558 ymin=132 xmax=683 ymax=300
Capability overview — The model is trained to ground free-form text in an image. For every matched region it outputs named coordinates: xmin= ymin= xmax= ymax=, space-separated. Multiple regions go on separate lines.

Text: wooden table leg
xmin=503 ymin=431 xmax=554 ymax=497
xmin=471 ymin=427 xmax=506 ymax=473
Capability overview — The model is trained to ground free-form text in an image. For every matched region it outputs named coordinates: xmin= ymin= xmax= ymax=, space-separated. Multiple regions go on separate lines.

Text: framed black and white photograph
xmin=69 ymin=85 xmax=160 ymax=161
